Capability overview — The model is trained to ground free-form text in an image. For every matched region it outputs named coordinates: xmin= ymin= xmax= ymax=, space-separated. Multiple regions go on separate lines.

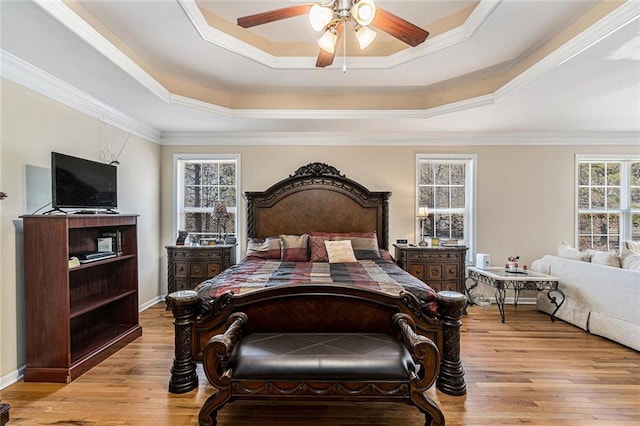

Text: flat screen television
xmin=51 ymin=152 xmax=117 ymax=211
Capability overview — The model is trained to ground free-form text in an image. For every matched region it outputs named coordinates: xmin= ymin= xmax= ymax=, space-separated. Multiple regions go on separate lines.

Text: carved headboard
xmin=245 ymin=163 xmax=391 ymax=250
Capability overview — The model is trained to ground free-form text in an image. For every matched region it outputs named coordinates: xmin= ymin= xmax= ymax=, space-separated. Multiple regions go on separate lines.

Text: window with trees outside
xmin=416 ymin=154 xmax=476 ymax=262
xmin=175 ymin=155 xmax=239 ymax=245
xmin=577 ymin=156 xmax=640 ymax=251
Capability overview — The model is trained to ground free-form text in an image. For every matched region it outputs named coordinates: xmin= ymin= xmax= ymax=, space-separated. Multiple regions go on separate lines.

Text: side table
xmin=165 ymin=244 xmax=235 ymax=305
xmin=393 ymin=244 xmax=468 ymax=293
xmin=466 ymin=266 xmax=565 ymax=323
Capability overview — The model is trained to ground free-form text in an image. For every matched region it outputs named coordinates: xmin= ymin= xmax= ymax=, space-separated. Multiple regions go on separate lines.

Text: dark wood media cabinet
xmin=21 ymin=214 xmax=142 ymax=383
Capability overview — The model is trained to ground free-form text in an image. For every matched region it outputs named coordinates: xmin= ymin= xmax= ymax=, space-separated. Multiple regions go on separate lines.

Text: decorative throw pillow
xmin=557 ymin=241 xmax=589 ymax=261
xmin=324 ymin=240 xmax=358 ymax=263
xmin=623 ymin=240 xmax=640 ymax=253
xmin=309 ymin=235 xmax=329 ymax=262
xmin=246 ymin=237 xmax=281 ymax=259
xmin=620 ymin=245 xmax=640 ymax=271
xmin=309 ymin=231 xmax=380 ymax=260
xmin=589 ymin=250 xmax=621 ymax=268
xmin=280 ymin=234 xmax=309 ymax=262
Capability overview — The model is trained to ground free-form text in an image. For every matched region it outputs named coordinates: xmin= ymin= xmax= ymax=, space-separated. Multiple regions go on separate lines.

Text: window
xmin=416 ymin=154 xmax=476 ymax=262
xmin=175 ymin=154 xmax=239 ymax=244
xmin=576 ymin=156 xmax=640 ymax=251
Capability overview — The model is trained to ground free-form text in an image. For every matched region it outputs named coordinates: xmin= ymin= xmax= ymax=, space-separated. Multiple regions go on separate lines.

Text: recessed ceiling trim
xmin=0 ymin=49 xmax=162 ymax=143
xmin=160 ymin=130 xmax=640 ymax=146
xmin=178 ymin=0 xmax=502 ymax=70
xmin=494 ymin=0 xmax=640 ymax=103
xmin=33 ymin=0 xmax=171 ymax=103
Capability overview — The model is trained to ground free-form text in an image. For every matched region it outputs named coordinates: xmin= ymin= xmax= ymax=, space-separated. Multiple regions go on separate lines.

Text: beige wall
xmin=0 ymin=80 xmax=162 ymax=384
xmin=160 ymin=143 xmax=639 ymax=296
xmin=2 ymin=77 xmax=639 ymax=388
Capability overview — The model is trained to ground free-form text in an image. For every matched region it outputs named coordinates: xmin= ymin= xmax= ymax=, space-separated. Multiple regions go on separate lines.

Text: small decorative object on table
xmin=506 ymin=256 xmax=519 ymax=272
xmin=176 ymin=230 xmax=188 ymax=246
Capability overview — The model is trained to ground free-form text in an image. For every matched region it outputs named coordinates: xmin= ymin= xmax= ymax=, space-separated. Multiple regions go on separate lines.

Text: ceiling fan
xmin=237 ymin=0 xmax=429 ymax=68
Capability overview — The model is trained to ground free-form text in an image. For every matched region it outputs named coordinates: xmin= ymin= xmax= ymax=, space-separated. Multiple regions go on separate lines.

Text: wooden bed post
xmin=435 ymin=291 xmax=467 ymax=396
xmin=168 ymin=290 xmax=200 ymax=394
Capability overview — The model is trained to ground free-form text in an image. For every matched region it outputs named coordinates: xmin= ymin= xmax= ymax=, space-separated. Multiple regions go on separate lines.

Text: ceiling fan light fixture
xmin=317 ymin=28 xmax=338 ymax=54
xmin=351 ymin=0 xmax=376 ymax=26
xmin=309 ymin=4 xmax=333 ymax=32
xmin=355 ymin=25 xmax=376 ymax=50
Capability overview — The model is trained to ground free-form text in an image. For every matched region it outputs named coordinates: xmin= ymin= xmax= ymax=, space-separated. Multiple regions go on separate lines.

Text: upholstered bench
xmin=199 ymin=312 xmax=445 ymax=426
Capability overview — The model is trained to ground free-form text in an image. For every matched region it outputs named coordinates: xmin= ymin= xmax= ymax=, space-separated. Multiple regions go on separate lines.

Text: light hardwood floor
xmin=2 ymin=303 xmax=638 ymax=425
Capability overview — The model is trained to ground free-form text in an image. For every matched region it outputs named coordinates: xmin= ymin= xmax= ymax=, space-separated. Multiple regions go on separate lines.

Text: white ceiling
xmin=1 ymin=0 xmax=639 ymax=143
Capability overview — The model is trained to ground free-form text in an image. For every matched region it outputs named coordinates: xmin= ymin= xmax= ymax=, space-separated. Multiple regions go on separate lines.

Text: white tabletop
xmin=467 ymin=266 xmax=558 ymax=282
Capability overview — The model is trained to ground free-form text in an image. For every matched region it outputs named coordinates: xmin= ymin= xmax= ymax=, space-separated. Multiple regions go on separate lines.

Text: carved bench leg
xmin=198 ymin=388 xmax=232 ymax=426
xmin=435 ymin=291 xmax=467 ymax=396
xmin=168 ymin=290 xmax=200 ymax=394
xmin=410 ymin=389 xmax=445 ymax=426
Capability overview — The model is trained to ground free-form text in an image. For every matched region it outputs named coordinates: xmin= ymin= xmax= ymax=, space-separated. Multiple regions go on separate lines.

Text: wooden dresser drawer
xmin=393 ymin=245 xmax=468 ymax=296
xmin=165 ymin=245 xmax=236 ymax=298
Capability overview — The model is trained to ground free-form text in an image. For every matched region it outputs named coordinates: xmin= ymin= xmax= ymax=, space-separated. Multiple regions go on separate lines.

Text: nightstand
xmin=393 ymin=244 xmax=468 ymax=293
xmin=165 ymin=245 xmax=235 ymax=296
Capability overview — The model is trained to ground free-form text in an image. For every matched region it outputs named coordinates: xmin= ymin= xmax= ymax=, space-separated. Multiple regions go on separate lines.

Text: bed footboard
xmin=167 ymin=288 xmax=467 ymax=397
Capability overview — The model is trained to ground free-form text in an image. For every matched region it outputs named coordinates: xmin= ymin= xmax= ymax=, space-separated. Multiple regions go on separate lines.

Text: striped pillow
xmin=309 ymin=231 xmax=380 ymax=260
xmin=280 ymin=234 xmax=309 ymax=262
xmin=246 ymin=237 xmax=281 ymax=259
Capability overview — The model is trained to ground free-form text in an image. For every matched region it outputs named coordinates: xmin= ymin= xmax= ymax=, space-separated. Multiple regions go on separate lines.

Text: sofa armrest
xmin=531 ymin=258 xmax=550 ymax=274
xmin=393 ymin=313 xmax=440 ymax=391
xmin=202 ymin=312 xmax=248 ymax=388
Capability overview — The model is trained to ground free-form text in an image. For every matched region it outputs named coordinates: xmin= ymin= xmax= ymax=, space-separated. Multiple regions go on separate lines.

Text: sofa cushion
xmin=621 ymin=245 xmax=640 ymax=271
xmin=557 ymin=241 xmax=589 ymax=261
xmin=589 ymin=250 xmax=621 ymax=268
xmin=623 ymin=240 xmax=640 ymax=252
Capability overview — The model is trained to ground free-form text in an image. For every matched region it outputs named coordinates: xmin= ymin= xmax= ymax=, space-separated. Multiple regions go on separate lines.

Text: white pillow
xmin=622 ymin=240 xmax=640 ymax=253
xmin=589 ymin=250 xmax=621 ymax=268
xmin=621 ymin=245 xmax=640 ymax=271
xmin=324 ymin=240 xmax=357 ymax=263
xmin=557 ymin=241 xmax=589 ymax=261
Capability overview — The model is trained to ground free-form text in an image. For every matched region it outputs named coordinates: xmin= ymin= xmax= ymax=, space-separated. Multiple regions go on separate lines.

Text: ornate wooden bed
xmin=167 ymin=163 xmax=466 ymax=421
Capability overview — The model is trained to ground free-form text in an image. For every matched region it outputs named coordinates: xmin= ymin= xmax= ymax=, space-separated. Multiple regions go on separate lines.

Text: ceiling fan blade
xmin=237 ymin=4 xmax=311 ymax=28
xmin=316 ymin=24 xmax=344 ymax=68
xmin=372 ymin=8 xmax=429 ymax=47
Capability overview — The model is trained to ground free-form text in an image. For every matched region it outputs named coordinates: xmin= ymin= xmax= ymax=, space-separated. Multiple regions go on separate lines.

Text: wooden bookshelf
xmin=21 ymin=214 xmax=142 ymax=383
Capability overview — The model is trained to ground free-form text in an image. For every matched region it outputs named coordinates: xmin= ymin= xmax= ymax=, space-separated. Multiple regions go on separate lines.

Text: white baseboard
xmin=1 ymin=365 xmax=24 ymax=390
xmin=139 ymin=295 xmax=164 ymax=312
xmin=1 ymin=296 xmax=166 ymax=390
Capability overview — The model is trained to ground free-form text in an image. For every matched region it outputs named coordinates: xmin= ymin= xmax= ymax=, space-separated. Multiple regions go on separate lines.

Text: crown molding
xmin=0 ymin=49 xmax=162 ymax=144
xmin=177 ymin=0 xmax=502 ymax=70
xmin=160 ymin=130 xmax=640 ymax=146
xmin=33 ymin=0 xmax=171 ymax=103
xmin=495 ymin=0 xmax=640 ymax=103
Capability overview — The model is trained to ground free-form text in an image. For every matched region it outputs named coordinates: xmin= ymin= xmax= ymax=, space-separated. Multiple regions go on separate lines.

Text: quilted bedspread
xmin=194 ymin=256 xmax=439 ymax=316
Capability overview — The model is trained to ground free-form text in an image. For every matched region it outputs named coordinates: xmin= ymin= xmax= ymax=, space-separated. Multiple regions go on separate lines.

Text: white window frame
xmin=173 ymin=153 xmax=241 ymax=255
xmin=416 ymin=154 xmax=477 ymax=263
xmin=575 ymin=154 xmax=640 ymax=250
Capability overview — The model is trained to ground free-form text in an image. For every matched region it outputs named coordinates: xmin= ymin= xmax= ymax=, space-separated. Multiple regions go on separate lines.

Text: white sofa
xmin=531 ymin=254 xmax=640 ymax=351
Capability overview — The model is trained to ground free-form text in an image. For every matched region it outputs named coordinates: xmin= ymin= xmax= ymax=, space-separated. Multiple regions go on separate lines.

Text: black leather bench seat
xmin=229 ymin=333 xmax=416 ymax=381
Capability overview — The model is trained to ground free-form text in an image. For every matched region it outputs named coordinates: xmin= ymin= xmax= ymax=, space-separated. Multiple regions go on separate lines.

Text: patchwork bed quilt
xmin=195 ymin=255 xmax=439 ymax=316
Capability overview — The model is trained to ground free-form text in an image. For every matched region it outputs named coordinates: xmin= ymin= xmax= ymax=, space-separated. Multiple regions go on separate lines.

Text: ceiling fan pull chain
xmin=343 ymin=24 xmax=347 ymax=73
